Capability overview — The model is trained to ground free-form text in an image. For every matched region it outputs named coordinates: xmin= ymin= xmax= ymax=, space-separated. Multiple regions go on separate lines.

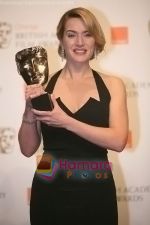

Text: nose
xmin=76 ymin=34 xmax=84 ymax=46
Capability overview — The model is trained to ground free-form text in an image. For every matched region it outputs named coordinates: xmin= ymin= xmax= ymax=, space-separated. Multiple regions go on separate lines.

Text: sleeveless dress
xmin=30 ymin=69 xmax=118 ymax=225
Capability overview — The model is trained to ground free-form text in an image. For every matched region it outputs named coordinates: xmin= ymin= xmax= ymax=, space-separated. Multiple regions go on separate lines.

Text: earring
xmin=61 ymin=47 xmax=65 ymax=61
xmin=94 ymin=48 xmax=97 ymax=59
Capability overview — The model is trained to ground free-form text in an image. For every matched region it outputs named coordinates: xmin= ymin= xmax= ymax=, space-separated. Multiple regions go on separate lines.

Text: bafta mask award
xmin=15 ymin=46 xmax=53 ymax=111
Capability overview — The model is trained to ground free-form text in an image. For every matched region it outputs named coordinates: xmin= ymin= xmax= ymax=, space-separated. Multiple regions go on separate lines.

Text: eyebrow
xmin=65 ymin=30 xmax=89 ymax=34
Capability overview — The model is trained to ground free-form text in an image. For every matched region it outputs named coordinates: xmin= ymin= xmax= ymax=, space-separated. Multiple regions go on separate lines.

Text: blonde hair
xmin=56 ymin=7 xmax=106 ymax=59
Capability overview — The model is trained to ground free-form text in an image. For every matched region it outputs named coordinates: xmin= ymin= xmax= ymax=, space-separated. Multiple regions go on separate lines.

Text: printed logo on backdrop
xmin=125 ymin=80 xmax=150 ymax=97
xmin=111 ymin=25 xmax=150 ymax=98
xmin=0 ymin=21 xmax=58 ymax=50
xmin=0 ymin=127 xmax=15 ymax=154
xmin=117 ymin=185 xmax=150 ymax=202
xmin=111 ymin=26 xmax=128 ymax=44
xmin=0 ymin=22 xmax=12 ymax=49
xmin=14 ymin=23 xmax=57 ymax=49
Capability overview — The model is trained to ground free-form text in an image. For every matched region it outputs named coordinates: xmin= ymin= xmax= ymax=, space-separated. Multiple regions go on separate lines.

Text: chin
xmin=72 ymin=57 xmax=90 ymax=63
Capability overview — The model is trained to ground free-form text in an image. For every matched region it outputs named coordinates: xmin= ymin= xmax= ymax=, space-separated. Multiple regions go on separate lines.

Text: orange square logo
xmin=111 ymin=27 xmax=128 ymax=44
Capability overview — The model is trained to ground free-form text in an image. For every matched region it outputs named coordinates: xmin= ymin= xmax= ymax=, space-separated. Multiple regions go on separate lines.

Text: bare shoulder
xmin=99 ymin=72 xmax=126 ymax=96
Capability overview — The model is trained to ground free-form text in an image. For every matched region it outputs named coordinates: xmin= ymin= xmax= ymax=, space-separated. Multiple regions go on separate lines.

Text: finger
xmin=30 ymin=90 xmax=46 ymax=99
xmin=28 ymin=84 xmax=41 ymax=88
xmin=31 ymin=108 xmax=52 ymax=116
xmin=36 ymin=116 xmax=50 ymax=122
xmin=26 ymin=84 xmax=44 ymax=93
xmin=50 ymin=94 xmax=58 ymax=108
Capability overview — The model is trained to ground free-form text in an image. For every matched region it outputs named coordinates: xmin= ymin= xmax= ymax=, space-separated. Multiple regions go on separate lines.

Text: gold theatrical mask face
xmin=15 ymin=46 xmax=49 ymax=85
xmin=0 ymin=128 xmax=15 ymax=154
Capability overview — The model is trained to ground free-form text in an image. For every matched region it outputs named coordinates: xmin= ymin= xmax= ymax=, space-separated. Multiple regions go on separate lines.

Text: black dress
xmin=30 ymin=69 xmax=118 ymax=225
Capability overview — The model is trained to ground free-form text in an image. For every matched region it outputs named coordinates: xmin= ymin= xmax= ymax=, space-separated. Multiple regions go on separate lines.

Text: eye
xmin=68 ymin=34 xmax=75 ymax=38
xmin=84 ymin=32 xmax=92 ymax=37
xmin=66 ymin=31 xmax=76 ymax=38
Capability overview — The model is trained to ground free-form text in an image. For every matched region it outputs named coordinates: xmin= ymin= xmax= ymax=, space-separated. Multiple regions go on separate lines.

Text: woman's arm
xmin=18 ymin=84 xmax=44 ymax=157
xmin=18 ymin=116 xmax=41 ymax=157
xmin=65 ymin=76 xmax=128 ymax=152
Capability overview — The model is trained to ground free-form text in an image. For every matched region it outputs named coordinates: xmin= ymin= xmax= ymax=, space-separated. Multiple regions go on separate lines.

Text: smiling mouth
xmin=73 ymin=49 xmax=87 ymax=54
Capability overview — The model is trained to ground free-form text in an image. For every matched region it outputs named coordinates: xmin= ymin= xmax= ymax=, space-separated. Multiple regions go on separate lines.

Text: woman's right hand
xmin=24 ymin=84 xmax=45 ymax=119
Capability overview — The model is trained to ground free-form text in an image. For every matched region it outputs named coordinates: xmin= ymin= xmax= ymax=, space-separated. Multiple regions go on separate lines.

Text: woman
xmin=18 ymin=7 xmax=128 ymax=225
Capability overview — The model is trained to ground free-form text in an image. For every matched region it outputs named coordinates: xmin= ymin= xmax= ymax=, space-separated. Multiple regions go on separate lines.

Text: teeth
xmin=74 ymin=49 xmax=86 ymax=53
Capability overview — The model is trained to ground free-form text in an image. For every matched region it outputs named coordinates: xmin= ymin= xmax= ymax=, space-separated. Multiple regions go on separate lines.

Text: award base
xmin=31 ymin=93 xmax=54 ymax=111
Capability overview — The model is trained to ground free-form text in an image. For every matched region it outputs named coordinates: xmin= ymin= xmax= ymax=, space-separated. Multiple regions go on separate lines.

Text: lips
xmin=73 ymin=49 xmax=87 ymax=54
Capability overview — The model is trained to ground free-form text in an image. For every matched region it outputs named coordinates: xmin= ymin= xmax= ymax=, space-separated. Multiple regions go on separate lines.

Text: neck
xmin=62 ymin=62 xmax=92 ymax=80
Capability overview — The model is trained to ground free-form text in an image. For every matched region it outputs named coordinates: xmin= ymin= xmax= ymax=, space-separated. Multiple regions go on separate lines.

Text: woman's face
xmin=62 ymin=17 xmax=95 ymax=63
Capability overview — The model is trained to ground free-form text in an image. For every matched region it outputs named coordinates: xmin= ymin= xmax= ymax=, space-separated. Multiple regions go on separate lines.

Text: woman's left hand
xmin=31 ymin=94 xmax=70 ymax=128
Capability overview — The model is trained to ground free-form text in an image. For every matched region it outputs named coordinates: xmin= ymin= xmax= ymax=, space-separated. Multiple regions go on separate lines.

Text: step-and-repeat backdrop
xmin=0 ymin=0 xmax=150 ymax=225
